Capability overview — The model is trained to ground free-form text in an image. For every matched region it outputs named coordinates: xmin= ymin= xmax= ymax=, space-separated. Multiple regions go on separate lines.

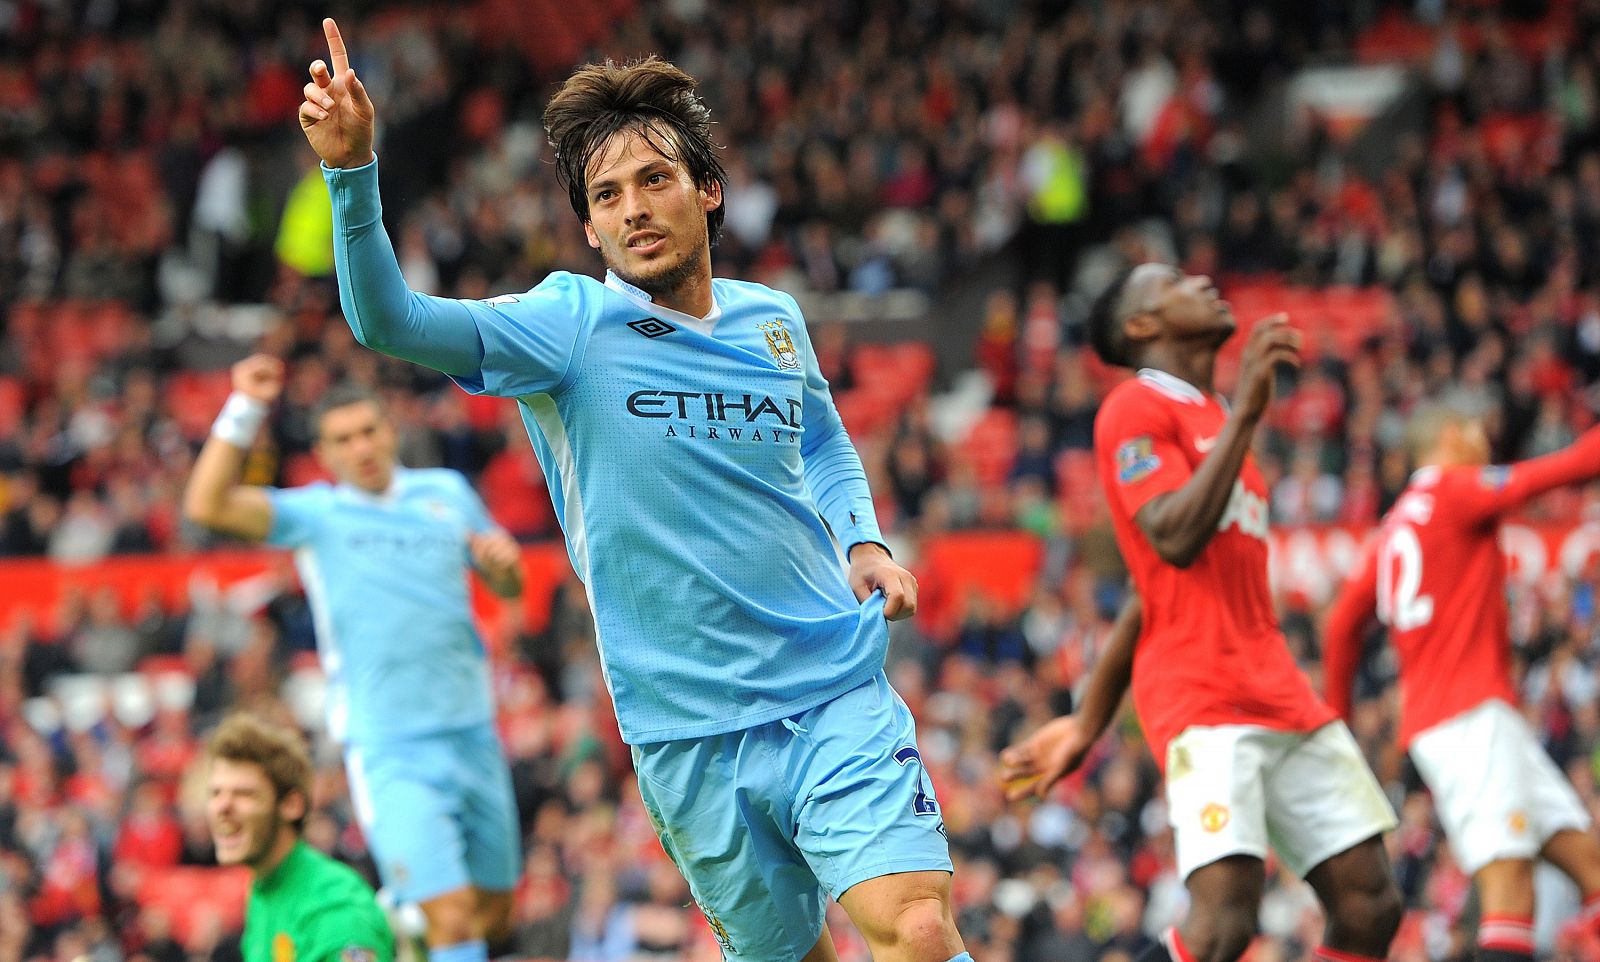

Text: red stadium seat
xmin=0 ymin=375 xmax=24 ymax=436
xmin=136 ymin=866 xmax=249 ymax=946
xmin=480 ymin=448 xmax=554 ymax=539
xmin=848 ymin=342 xmax=937 ymax=408
xmin=833 ymin=388 xmax=896 ymax=440
xmin=165 ymin=370 xmax=235 ymax=440
xmin=87 ymin=302 xmax=134 ymax=357
xmin=463 ymin=392 xmax=504 ymax=430
xmin=136 ymin=655 xmax=192 ymax=678
xmin=1053 ymin=450 xmax=1102 ymax=532
xmin=959 ymin=408 xmax=1018 ymax=487
xmin=283 ymin=452 xmax=334 ymax=488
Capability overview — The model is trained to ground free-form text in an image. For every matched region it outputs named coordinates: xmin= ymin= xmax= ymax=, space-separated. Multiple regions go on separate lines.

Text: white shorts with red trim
xmin=1410 ymin=698 xmax=1591 ymax=875
xmin=1164 ymin=721 xmax=1398 ymax=879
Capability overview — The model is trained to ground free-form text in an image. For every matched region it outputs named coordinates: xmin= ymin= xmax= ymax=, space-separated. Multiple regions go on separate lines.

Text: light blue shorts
xmin=345 ymin=725 xmax=521 ymax=903
xmin=631 ymin=671 xmax=953 ymax=961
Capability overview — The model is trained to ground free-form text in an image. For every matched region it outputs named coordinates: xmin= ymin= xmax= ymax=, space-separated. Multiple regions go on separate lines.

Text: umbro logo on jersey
xmin=628 ymin=317 xmax=677 ymax=338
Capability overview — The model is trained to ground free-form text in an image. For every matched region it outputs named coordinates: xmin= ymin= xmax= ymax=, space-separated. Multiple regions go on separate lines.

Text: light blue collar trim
xmin=1137 ymin=368 xmax=1206 ymax=405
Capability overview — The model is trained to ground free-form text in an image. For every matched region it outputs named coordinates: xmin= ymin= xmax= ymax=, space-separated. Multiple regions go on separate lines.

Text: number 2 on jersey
xmin=1376 ymin=524 xmax=1434 ymax=630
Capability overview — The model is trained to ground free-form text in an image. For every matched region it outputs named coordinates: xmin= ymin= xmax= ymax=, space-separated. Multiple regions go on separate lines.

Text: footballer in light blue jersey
xmin=300 ymin=20 xmax=970 ymax=962
xmin=319 ymin=251 xmax=895 ymax=743
xmin=266 ymin=467 xmax=496 ymax=744
xmin=184 ymin=361 xmax=525 ymax=959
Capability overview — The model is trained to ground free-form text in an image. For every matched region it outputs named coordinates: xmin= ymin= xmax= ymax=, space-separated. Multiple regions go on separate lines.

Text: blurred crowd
xmin=9 ymin=0 xmax=1600 ymax=960
xmin=0 ymin=0 xmax=1396 ymax=566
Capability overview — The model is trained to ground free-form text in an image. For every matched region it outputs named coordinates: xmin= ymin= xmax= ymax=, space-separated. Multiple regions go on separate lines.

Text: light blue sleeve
xmin=786 ymin=295 xmax=887 ymax=555
xmin=451 ymin=472 xmax=495 ymax=535
xmin=323 ymin=158 xmax=593 ymax=397
xmin=265 ymin=485 xmax=332 ymax=548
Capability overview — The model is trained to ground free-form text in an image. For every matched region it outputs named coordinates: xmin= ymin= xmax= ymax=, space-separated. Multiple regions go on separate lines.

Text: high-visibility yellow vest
xmin=275 ymin=167 xmax=335 ymax=276
xmin=1028 ymin=143 xmax=1087 ymax=225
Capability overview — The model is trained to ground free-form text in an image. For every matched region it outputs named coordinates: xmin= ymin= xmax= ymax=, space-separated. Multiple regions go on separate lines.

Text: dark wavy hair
xmin=543 ymin=57 xmax=727 ymax=245
xmin=1086 ymin=267 xmax=1137 ymax=368
xmin=310 ymin=382 xmax=384 ymax=439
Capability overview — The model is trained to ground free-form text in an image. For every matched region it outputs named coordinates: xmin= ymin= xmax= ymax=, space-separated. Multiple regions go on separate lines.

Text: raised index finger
xmin=324 ymin=18 xmax=350 ymax=76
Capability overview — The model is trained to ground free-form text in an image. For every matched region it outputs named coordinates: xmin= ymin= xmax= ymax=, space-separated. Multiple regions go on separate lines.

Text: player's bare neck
xmin=646 ymin=257 xmax=716 ymax=319
xmin=1139 ymin=343 xmax=1216 ymax=396
xmin=654 ymin=279 xmax=714 ymax=319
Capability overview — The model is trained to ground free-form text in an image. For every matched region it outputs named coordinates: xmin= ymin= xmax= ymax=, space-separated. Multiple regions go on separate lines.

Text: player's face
xmin=1143 ymin=267 xmax=1235 ymax=341
xmin=315 ymin=401 xmax=397 ymax=493
xmin=581 ymin=126 xmax=721 ymax=300
xmin=1448 ymin=419 xmax=1492 ymax=465
xmin=207 ymin=759 xmax=293 ymax=870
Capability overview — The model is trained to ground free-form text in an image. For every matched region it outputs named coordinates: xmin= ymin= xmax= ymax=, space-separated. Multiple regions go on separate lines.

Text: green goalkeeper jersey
xmin=243 ymin=841 xmax=394 ymax=962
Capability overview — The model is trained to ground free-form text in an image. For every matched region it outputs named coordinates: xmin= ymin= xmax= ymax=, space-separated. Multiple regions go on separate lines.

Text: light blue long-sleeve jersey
xmin=265 ymin=467 xmax=496 ymax=744
xmin=325 ymin=158 xmax=890 ymax=744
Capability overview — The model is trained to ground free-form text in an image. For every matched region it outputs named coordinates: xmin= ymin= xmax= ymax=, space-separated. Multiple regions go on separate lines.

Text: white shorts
xmin=1165 ymin=721 xmax=1398 ymax=879
xmin=1409 ymin=698 xmax=1591 ymax=875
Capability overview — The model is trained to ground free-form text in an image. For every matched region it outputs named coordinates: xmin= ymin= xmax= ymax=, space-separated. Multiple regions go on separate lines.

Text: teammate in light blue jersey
xmin=296 ymin=17 xmax=970 ymax=962
xmin=183 ymin=358 xmax=525 ymax=962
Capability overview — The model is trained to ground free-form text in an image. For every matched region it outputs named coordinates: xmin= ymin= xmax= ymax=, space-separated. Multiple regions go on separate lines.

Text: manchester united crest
xmin=759 ymin=319 xmax=801 ymax=371
xmin=1200 ymin=803 xmax=1230 ymax=833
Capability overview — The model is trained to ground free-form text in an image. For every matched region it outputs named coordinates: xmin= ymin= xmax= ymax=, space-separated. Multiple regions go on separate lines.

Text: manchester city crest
xmin=759 ymin=318 xmax=801 ymax=371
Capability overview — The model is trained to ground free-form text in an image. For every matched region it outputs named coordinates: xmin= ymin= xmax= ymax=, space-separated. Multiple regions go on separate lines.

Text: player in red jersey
xmin=1000 ymin=264 xmax=1400 ymax=962
xmin=1324 ymin=408 xmax=1600 ymax=962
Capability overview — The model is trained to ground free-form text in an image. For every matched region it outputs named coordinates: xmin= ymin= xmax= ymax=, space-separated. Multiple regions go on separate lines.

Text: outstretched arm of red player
xmin=1457 ymin=425 xmax=1600 ymax=524
xmin=1322 ymin=539 xmax=1380 ymax=721
xmin=998 ymin=594 xmax=1141 ymax=801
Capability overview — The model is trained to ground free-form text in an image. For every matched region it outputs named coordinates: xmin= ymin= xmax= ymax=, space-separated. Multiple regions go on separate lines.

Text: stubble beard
xmin=241 ymin=811 xmax=285 ymax=871
xmin=607 ymin=223 xmax=710 ymax=303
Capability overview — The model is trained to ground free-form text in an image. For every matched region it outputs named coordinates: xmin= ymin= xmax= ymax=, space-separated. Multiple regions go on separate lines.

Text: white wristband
xmin=211 ymin=392 xmax=269 ymax=449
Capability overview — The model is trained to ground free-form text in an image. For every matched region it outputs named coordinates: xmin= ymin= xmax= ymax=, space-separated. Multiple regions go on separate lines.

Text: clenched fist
xmin=231 ymin=354 xmax=285 ymax=406
xmin=1232 ymin=313 xmax=1301 ymax=426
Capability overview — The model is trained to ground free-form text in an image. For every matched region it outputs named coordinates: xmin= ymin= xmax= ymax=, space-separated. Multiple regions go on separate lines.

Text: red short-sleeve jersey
xmin=1324 ymin=426 xmax=1600 ymax=745
xmin=1095 ymin=370 xmax=1335 ymax=768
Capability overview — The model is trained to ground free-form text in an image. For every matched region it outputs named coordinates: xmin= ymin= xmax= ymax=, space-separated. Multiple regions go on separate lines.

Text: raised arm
xmin=998 ymin=593 xmax=1142 ymax=801
xmin=1322 ymin=539 xmax=1380 ymax=720
xmin=182 ymin=356 xmax=280 ymax=542
xmin=1455 ymin=425 xmax=1600 ymax=525
xmin=298 ymin=19 xmax=488 ymax=375
xmin=1134 ymin=315 xmax=1301 ymax=567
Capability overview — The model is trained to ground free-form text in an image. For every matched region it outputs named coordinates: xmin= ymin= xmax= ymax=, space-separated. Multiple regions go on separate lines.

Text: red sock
xmin=1165 ymin=928 xmax=1198 ymax=962
xmin=1478 ymin=914 xmax=1535 ymax=956
xmin=1314 ymin=947 xmax=1385 ymax=962
xmin=1583 ymin=893 xmax=1600 ymax=932
xmin=1566 ymin=895 xmax=1600 ymax=954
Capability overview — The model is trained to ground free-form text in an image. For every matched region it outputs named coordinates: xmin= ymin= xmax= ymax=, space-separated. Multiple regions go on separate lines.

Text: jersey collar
xmin=1136 ymin=368 xmax=1207 ymax=405
xmin=340 ymin=467 xmax=406 ymax=505
xmin=253 ymin=839 xmax=311 ymax=893
xmin=605 ymin=270 xmax=721 ymax=335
